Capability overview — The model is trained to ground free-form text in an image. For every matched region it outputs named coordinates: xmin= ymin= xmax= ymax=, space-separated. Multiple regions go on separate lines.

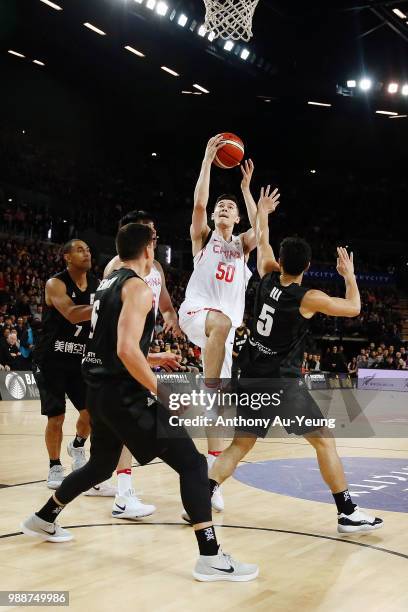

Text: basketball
xmin=213 ymin=132 xmax=245 ymax=169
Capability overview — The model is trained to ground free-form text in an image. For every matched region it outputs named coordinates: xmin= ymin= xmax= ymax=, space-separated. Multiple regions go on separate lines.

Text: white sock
xmin=117 ymin=471 xmax=132 ymax=496
xmin=207 ymin=453 xmax=216 ymax=469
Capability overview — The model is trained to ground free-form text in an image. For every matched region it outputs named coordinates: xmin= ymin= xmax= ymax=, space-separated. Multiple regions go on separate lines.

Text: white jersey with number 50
xmin=182 ymin=232 xmax=251 ymax=328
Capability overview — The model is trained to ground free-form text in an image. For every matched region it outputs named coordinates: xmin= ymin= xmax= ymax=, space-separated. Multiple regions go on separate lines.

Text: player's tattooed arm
xmin=46 ymin=278 xmax=92 ymax=324
xmin=191 ymin=135 xmax=224 ymax=255
xmin=117 ymin=278 xmax=158 ymax=396
xmin=300 ymin=248 xmax=361 ymax=318
xmin=155 ymin=261 xmax=182 ymax=336
xmin=256 ymin=185 xmax=281 ymax=278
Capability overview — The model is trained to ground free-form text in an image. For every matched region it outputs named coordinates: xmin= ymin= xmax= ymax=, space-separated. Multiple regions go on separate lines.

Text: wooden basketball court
xmin=1 ymin=399 xmax=408 ymax=611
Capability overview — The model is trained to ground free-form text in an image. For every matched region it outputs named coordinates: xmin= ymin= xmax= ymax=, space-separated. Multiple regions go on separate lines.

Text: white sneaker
xmin=112 ymin=488 xmax=156 ymax=519
xmin=21 ymin=514 xmax=73 ymax=543
xmin=84 ymin=480 xmax=117 ymax=497
xmin=211 ymin=484 xmax=224 ymax=513
xmin=47 ymin=465 xmax=65 ymax=489
xmin=337 ymin=506 xmax=384 ymax=534
xmin=67 ymin=441 xmax=87 ymax=471
xmin=181 ymin=508 xmax=192 ymax=524
xmin=193 ymin=549 xmax=259 ymax=582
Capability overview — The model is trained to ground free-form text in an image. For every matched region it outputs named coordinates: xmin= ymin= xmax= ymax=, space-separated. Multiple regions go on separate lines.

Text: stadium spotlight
xmin=359 ymin=78 xmax=372 ymax=91
xmin=161 ymin=65 xmax=179 ymax=76
xmin=392 ymin=8 xmax=406 ymax=18
xmin=8 ymin=50 xmax=25 ymax=58
xmin=193 ymin=83 xmax=209 ymax=93
xmin=156 ymin=1 xmax=168 ymax=16
xmin=401 ymin=84 xmax=408 ymax=96
xmin=198 ymin=25 xmax=206 ymax=36
xmin=151 ymin=152 xmax=157 ymax=157
xmin=208 ymin=31 xmax=215 ymax=41
xmin=307 ymin=101 xmax=332 ymax=107
xmin=146 ymin=0 xmax=156 ymax=10
xmin=224 ymin=41 xmax=234 ymax=51
xmin=124 ymin=45 xmax=145 ymax=57
xmin=375 ymin=110 xmax=398 ymax=116
xmin=310 ymin=169 xmax=316 ymax=174
xmin=39 ymin=0 xmax=62 ymax=10
xmin=177 ymin=13 xmax=188 ymax=26
xmin=388 ymin=83 xmax=398 ymax=94
xmin=134 ymin=0 xmax=143 ymax=3
xmin=33 ymin=59 xmax=45 ymax=66
xmin=240 ymin=48 xmax=250 ymax=60
xmin=83 ymin=23 xmax=106 ymax=35
xmin=347 ymin=80 xmax=356 ymax=88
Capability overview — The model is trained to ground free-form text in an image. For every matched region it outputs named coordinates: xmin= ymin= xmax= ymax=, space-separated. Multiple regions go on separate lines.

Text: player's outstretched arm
xmin=155 ymin=260 xmax=181 ymax=335
xmin=191 ymin=135 xmax=224 ymax=250
xmin=117 ymin=278 xmax=158 ymax=396
xmin=46 ymin=278 xmax=92 ymax=324
xmin=256 ymin=185 xmax=281 ymax=278
xmin=301 ymin=248 xmax=361 ymax=318
xmin=240 ymin=159 xmax=257 ymax=253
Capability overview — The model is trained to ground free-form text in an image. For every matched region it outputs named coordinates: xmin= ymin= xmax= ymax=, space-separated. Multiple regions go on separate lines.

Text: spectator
xmin=5 ymin=332 xmax=25 ymax=370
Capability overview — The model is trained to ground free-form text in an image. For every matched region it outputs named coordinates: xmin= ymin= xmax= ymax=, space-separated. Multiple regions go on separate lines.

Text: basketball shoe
xmin=193 ymin=550 xmax=259 ymax=582
xmin=21 ymin=514 xmax=73 ymax=543
xmin=112 ymin=488 xmax=156 ymax=519
xmin=47 ymin=465 xmax=65 ymax=489
xmin=67 ymin=441 xmax=87 ymax=471
xmin=84 ymin=480 xmax=117 ymax=496
xmin=337 ymin=506 xmax=383 ymax=533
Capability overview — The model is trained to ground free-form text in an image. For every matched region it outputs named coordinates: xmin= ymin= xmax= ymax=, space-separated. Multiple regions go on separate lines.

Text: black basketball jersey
xmin=34 ymin=270 xmax=98 ymax=367
xmin=240 ymin=272 xmax=310 ymax=376
xmin=82 ymin=268 xmax=155 ymax=389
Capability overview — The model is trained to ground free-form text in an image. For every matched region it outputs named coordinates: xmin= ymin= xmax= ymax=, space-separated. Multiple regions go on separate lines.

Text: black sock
xmin=72 ymin=435 xmax=87 ymax=448
xmin=36 ymin=496 xmax=65 ymax=523
xmin=49 ymin=459 xmax=61 ymax=468
xmin=209 ymin=478 xmax=219 ymax=498
xmin=333 ymin=489 xmax=356 ymax=515
xmin=195 ymin=525 xmax=219 ymax=556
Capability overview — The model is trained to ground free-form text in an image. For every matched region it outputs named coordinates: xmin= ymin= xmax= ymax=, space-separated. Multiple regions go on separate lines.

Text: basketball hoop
xmin=203 ymin=0 xmax=260 ymax=41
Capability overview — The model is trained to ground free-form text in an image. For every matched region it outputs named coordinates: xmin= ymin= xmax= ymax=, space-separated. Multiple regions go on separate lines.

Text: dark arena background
xmin=1 ymin=1 xmax=408 ymax=610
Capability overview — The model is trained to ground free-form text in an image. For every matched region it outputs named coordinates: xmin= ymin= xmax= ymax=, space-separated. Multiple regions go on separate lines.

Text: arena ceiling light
xmin=307 ymin=101 xmax=332 ymax=107
xmin=392 ymin=8 xmax=406 ymax=18
xmin=134 ymin=0 xmax=143 ymax=3
xmin=181 ymin=90 xmax=192 ymax=94
xmin=359 ymin=78 xmax=372 ymax=91
xmin=198 ymin=25 xmax=207 ymax=37
xmin=193 ymin=83 xmax=209 ymax=93
xmin=177 ymin=13 xmax=188 ymax=26
xmin=39 ymin=0 xmax=63 ymax=10
xmin=208 ymin=31 xmax=215 ymax=41
xmin=376 ymin=110 xmax=398 ymax=116
xmin=146 ymin=0 xmax=156 ymax=10
xmin=401 ymin=84 xmax=408 ymax=95
xmin=347 ymin=79 xmax=356 ymax=88
xmin=156 ymin=1 xmax=168 ymax=16
xmin=83 ymin=22 xmax=107 ymax=35
xmin=8 ymin=50 xmax=25 ymax=58
xmin=388 ymin=83 xmax=399 ymax=93
xmin=33 ymin=59 xmax=45 ymax=66
xmin=224 ymin=41 xmax=234 ymax=51
xmin=240 ymin=48 xmax=250 ymax=60
xmin=161 ymin=65 xmax=179 ymax=76
xmin=389 ymin=114 xmax=408 ymax=119
xmin=124 ymin=45 xmax=145 ymax=57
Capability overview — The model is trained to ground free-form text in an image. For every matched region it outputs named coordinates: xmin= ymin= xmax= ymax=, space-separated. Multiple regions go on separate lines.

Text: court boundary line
xmin=1 ymin=522 xmax=407 ymax=560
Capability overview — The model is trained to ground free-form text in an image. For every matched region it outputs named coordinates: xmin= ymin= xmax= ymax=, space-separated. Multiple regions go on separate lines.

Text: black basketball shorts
xmin=33 ymin=361 xmax=87 ymax=417
xmin=235 ymin=376 xmax=325 ymax=438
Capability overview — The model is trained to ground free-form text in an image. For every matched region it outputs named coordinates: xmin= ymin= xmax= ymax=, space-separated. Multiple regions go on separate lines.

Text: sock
xmin=72 ymin=435 xmax=87 ymax=448
xmin=209 ymin=478 xmax=219 ymax=498
xmin=117 ymin=469 xmax=132 ymax=496
xmin=36 ymin=496 xmax=65 ymax=523
xmin=207 ymin=451 xmax=221 ymax=469
xmin=49 ymin=459 xmax=61 ymax=468
xmin=333 ymin=489 xmax=356 ymax=515
xmin=195 ymin=525 xmax=219 ymax=556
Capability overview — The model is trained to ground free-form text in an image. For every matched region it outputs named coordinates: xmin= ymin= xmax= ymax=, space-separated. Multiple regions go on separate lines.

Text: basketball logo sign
xmin=5 ymin=372 xmax=27 ymax=400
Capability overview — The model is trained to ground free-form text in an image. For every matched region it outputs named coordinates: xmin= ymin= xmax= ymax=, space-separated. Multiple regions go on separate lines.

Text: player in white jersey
xmin=97 ymin=210 xmax=182 ymax=519
xmin=179 ymin=135 xmax=257 ymax=511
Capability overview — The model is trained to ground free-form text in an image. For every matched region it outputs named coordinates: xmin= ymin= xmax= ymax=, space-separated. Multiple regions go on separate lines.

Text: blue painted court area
xmin=234 ymin=457 xmax=408 ymax=513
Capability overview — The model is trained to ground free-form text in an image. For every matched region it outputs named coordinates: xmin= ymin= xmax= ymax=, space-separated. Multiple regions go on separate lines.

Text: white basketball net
xmin=203 ymin=0 xmax=260 ymax=41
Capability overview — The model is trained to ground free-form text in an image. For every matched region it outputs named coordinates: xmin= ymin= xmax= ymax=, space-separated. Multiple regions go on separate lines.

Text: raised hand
xmin=155 ymin=352 xmax=182 ymax=372
xmin=203 ymin=134 xmax=225 ymax=164
xmin=240 ymin=159 xmax=254 ymax=191
xmin=336 ymin=247 xmax=355 ymax=279
xmin=257 ymin=185 xmax=280 ymax=214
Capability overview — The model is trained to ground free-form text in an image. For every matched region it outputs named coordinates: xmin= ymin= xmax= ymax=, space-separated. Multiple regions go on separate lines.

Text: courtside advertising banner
xmin=0 ymin=371 xmax=40 ymax=401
